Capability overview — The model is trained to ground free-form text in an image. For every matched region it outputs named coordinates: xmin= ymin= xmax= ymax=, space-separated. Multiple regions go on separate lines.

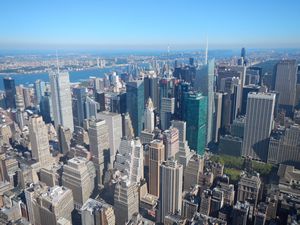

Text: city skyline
xmin=1 ymin=0 xmax=300 ymax=50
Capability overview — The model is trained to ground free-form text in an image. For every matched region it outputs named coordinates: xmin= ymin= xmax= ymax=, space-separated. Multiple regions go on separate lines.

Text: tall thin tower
xmin=49 ymin=54 xmax=74 ymax=133
xmin=205 ymin=36 xmax=208 ymax=65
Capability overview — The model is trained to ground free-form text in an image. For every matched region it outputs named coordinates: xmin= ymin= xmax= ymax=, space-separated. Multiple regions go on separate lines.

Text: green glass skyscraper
xmin=183 ymin=92 xmax=207 ymax=155
xmin=126 ymin=80 xmax=144 ymax=137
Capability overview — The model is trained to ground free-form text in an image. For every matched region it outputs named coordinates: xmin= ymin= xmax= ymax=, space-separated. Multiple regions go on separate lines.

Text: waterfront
xmin=0 ymin=66 xmax=127 ymax=90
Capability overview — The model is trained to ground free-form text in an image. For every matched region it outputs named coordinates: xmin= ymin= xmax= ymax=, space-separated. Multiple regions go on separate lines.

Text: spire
xmin=56 ymin=50 xmax=60 ymax=73
xmin=146 ymin=97 xmax=154 ymax=110
xmin=205 ymin=36 xmax=208 ymax=65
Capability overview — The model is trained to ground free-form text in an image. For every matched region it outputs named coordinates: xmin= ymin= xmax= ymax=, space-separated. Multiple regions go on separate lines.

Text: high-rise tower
xmin=49 ymin=71 xmax=74 ymax=132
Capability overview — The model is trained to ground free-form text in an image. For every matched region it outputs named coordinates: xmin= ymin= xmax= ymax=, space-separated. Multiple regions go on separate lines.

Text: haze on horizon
xmin=1 ymin=0 xmax=300 ymax=50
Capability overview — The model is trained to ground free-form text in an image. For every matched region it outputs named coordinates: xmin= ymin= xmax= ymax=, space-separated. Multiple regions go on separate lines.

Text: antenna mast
xmin=56 ymin=50 xmax=60 ymax=73
xmin=205 ymin=36 xmax=208 ymax=65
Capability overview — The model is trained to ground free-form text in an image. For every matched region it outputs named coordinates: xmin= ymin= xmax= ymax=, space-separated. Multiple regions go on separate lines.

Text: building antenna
xmin=205 ymin=36 xmax=208 ymax=65
xmin=56 ymin=50 xmax=60 ymax=73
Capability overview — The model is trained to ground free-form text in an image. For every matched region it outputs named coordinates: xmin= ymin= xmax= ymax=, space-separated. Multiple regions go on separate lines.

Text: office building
xmin=144 ymin=74 xmax=159 ymax=110
xmin=3 ymin=77 xmax=16 ymax=109
xmin=85 ymin=96 xmax=99 ymax=119
xmin=114 ymin=178 xmax=139 ymax=225
xmin=242 ymin=92 xmax=276 ymax=161
xmin=114 ymin=138 xmax=144 ymax=183
xmin=88 ymin=118 xmax=109 ymax=189
xmin=126 ymin=79 xmax=144 ymax=137
xmin=210 ymin=187 xmax=224 ymax=217
xmin=28 ymin=115 xmax=52 ymax=167
xmin=171 ymin=120 xmax=193 ymax=168
xmin=62 ymin=157 xmax=96 ymax=210
xmin=199 ymin=189 xmax=212 ymax=216
xmin=241 ymin=84 xmax=260 ymax=115
xmin=57 ymin=125 xmax=71 ymax=155
xmin=183 ymin=154 xmax=204 ymax=191
xmin=268 ymin=124 xmax=300 ymax=164
xmin=34 ymin=80 xmax=45 ymax=107
xmin=159 ymin=77 xmax=176 ymax=130
xmin=144 ymin=98 xmax=155 ymax=132
xmin=40 ymin=91 xmax=53 ymax=123
xmin=73 ymin=87 xmax=87 ymax=127
xmin=49 ymin=71 xmax=74 ymax=132
xmin=274 ymin=60 xmax=298 ymax=115
xmin=182 ymin=186 xmax=200 ymax=220
xmin=254 ymin=203 xmax=267 ymax=225
xmin=25 ymin=184 xmax=74 ymax=225
xmin=237 ymin=172 xmax=261 ymax=206
xmin=159 ymin=159 xmax=183 ymax=223
xmin=162 ymin=127 xmax=179 ymax=160
xmin=148 ymin=139 xmax=165 ymax=197
xmin=232 ymin=201 xmax=250 ymax=225
xmin=183 ymin=92 xmax=207 ymax=154
xmin=81 ymin=198 xmax=115 ymax=225
xmin=213 ymin=92 xmax=223 ymax=142
xmin=194 ymin=59 xmax=215 ymax=144
xmin=95 ymin=92 xmax=106 ymax=112
xmin=97 ymin=111 xmax=122 ymax=167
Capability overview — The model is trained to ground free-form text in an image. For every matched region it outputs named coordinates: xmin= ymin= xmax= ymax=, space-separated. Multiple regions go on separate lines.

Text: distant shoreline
xmin=0 ymin=64 xmax=128 ymax=76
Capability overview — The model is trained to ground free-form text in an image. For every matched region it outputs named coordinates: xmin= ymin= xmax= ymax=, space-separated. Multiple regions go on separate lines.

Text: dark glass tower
xmin=3 ymin=77 xmax=16 ymax=109
xmin=73 ymin=87 xmax=87 ymax=127
xmin=40 ymin=91 xmax=53 ymax=123
xmin=183 ymin=92 xmax=207 ymax=155
xmin=126 ymin=80 xmax=144 ymax=137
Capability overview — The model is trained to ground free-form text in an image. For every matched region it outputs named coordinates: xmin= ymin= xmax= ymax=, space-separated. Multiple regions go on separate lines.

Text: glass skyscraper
xmin=126 ymin=80 xmax=144 ymax=137
xmin=194 ymin=59 xmax=215 ymax=144
xmin=183 ymin=92 xmax=207 ymax=155
xmin=3 ymin=77 xmax=16 ymax=109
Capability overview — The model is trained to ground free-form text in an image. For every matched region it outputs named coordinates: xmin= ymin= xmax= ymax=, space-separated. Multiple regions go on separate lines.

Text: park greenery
xmin=210 ymin=154 xmax=276 ymax=182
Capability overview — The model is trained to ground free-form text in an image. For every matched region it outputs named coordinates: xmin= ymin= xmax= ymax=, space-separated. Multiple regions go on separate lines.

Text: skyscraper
xmin=242 ymin=92 xmax=276 ymax=161
xmin=195 ymin=59 xmax=215 ymax=144
xmin=73 ymin=87 xmax=87 ymax=127
xmin=114 ymin=138 xmax=144 ymax=183
xmin=25 ymin=184 xmax=74 ymax=225
xmin=159 ymin=77 xmax=176 ymax=130
xmin=126 ymin=79 xmax=144 ymax=137
xmin=232 ymin=201 xmax=250 ymax=225
xmin=81 ymin=198 xmax=115 ymax=225
xmin=213 ymin=92 xmax=223 ymax=142
xmin=274 ymin=60 xmax=298 ymax=115
xmin=85 ymin=96 xmax=99 ymax=119
xmin=97 ymin=111 xmax=122 ymax=167
xmin=34 ymin=80 xmax=45 ymax=107
xmin=144 ymin=98 xmax=155 ymax=132
xmin=49 ymin=71 xmax=74 ymax=132
xmin=114 ymin=178 xmax=139 ymax=225
xmin=40 ymin=91 xmax=53 ymax=123
xmin=3 ymin=77 xmax=16 ymax=109
xmin=171 ymin=120 xmax=193 ymax=168
xmin=159 ymin=159 xmax=183 ymax=223
xmin=88 ymin=118 xmax=109 ymax=189
xmin=62 ymin=157 xmax=96 ymax=210
xmin=57 ymin=125 xmax=72 ymax=155
xmin=28 ymin=115 xmax=52 ymax=167
xmin=183 ymin=92 xmax=207 ymax=154
xmin=149 ymin=139 xmax=165 ymax=197
xmin=162 ymin=127 xmax=179 ymax=160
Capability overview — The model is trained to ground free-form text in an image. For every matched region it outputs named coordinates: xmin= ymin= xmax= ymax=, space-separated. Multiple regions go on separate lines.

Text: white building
xmin=144 ymin=98 xmax=155 ymax=132
xmin=49 ymin=71 xmax=74 ymax=132
xmin=114 ymin=138 xmax=144 ymax=184
xmin=242 ymin=92 xmax=276 ymax=161
xmin=97 ymin=111 xmax=122 ymax=168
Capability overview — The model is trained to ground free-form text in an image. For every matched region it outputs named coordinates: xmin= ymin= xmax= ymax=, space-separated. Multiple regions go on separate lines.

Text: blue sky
xmin=0 ymin=0 xmax=300 ymax=50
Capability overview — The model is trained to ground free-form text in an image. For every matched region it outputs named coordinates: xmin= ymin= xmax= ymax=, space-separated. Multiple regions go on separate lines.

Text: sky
xmin=0 ymin=0 xmax=300 ymax=50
